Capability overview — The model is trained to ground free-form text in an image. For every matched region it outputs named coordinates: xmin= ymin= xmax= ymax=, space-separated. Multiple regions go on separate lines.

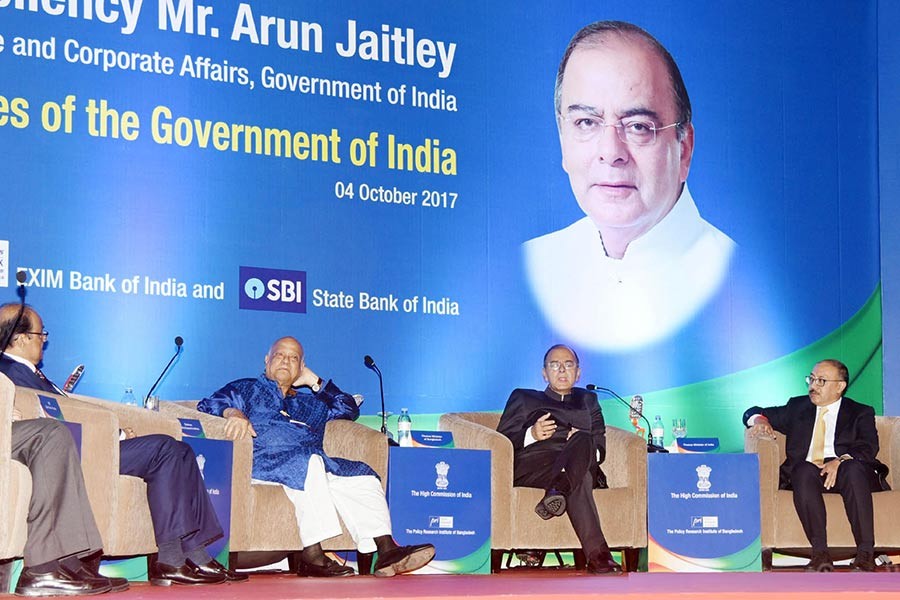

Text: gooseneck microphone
xmin=586 ymin=384 xmax=668 ymax=453
xmin=364 ymin=354 xmax=396 ymax=445
xmin=1 ymin=271 xmax=29 ymax=359
xmin=145 ymin=336 xmax=184 ymax=405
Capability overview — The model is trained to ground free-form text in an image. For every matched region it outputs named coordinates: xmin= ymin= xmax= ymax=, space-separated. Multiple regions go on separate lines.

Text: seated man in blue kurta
xmin=198 ymin=336 xmax=434 ymax=577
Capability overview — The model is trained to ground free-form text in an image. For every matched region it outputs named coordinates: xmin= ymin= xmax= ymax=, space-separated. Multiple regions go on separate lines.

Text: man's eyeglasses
xmin=24 ymin=329 xmax=49 ymax=341
xmin=805 ymin=375 xmax=843 ymax=387
xmin=546 ymin=360 xmax=578 ymax=372
xmin=558 ymin=111 xmax=680 ymax=146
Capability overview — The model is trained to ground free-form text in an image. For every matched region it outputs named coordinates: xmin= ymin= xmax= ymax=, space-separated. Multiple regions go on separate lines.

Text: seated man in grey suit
xmin=744 ymin=359 xmax=888 ymax=572
xmin=2 ymin=306 xmax=126 ymax=596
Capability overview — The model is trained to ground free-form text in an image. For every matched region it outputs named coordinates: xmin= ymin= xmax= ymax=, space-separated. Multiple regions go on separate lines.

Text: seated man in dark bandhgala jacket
xmin=497 ymin=344 xmax=621 ymax=575
xmin=744 ymin=358 xmax=888 ymax=572
xmin=0 ymin=302 xmax=245 ymax=590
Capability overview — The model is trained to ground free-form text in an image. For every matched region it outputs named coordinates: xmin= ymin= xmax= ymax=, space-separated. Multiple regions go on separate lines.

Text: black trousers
xmin=513 ymin=431 xmax=608 ymax=559
xmin=790 ymin=459 xmax=881 ymax=553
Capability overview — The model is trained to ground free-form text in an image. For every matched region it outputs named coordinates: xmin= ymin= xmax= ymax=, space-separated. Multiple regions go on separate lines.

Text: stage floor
xmin=81 ymin=568 xmax=900 ymax=600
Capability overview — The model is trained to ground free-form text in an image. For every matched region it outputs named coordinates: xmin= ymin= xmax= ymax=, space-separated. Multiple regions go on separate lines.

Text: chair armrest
xmin=604 ymin=426 xmax=647 ymax=490
xmin=70 ymin=394 xmax=182 ymax=438
xmin=0 ymin=373 xmax=16 ymax=552
xmin=324 ymin=420 xmax=389 ymax=483
xmin=14 ymin=386 xmax=121 ymax=546
xmin=877 ymin=416 xmax=900 ymax=490
xmin=744 ymin=428 xmax=779 ymax=548
xmin=439 ymin=413 xmax=513 ymax=510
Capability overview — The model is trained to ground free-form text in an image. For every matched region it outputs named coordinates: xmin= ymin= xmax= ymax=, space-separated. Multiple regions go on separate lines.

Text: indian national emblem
xmin=435 ymin=461 xmax=450 ymax=490
xmin=696 ymin=464 xmax=712 ymax=492
xmin=196 ymin=453 xmax=207 ymax=478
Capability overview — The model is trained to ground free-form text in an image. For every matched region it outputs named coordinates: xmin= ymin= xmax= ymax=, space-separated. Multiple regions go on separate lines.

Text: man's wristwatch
xmin=311 ymin=377 xmax=323 ymax=393
xmin=839 ymin=454 xmax=853 ymax=462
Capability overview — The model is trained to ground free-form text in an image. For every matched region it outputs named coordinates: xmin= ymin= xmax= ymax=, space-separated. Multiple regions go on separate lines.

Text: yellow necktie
xmin=811 ymin=407 xmax=829 ymax=465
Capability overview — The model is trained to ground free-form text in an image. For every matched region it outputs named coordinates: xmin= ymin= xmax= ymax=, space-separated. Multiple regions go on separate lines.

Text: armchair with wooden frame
xmin=745 ymin=415 xmax=900 ymax=568
xmin=438 ymin=411 xmax=647 ymax=572
xmin=159 ymin=400 xmax=389 ymax=574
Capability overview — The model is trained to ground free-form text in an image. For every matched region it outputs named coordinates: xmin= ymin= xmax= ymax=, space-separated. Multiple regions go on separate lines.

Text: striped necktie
xmin=35 ymin=367 xmax=66 ymax=396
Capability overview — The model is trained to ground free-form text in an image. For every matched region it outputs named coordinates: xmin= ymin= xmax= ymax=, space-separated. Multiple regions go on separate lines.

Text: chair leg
xmin=761 ymin=548 xmax=773 ymax=571
xmin=621 ymin=548 xmax=641 ymax=572
xmin=573 ymin=549 xmax=587 ymax=570
xmin=491 ymin=550 xmax=504 ymax=573
xmin=0 ymin=559 xmax=13 ymax=594
xmin=286 ymin=552 xmax=301 ymax=574
xmin=357 ymin=551 xmax=374 ymax=575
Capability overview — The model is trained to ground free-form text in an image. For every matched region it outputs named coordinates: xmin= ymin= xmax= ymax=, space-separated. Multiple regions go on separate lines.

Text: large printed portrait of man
xmin=523 ymin=21 xmax=735 ymax=352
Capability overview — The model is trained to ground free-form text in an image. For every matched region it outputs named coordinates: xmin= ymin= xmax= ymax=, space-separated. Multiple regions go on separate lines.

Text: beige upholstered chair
xmin=12 ymin=387 xmax=181 ymax=558
xmin=1 ymin=373 xmax=30 ymax=564
xmin=438 ymin=412 xmax=647 ymax=572
xmin=745 ymin=415 xmax=900 ymax=568
xmin=159 ymin=400 xmax=389 ymax=572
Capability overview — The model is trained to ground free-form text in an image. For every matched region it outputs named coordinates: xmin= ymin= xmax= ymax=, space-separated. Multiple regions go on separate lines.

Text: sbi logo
xmin=239 ymin=266 xmax=306 ymax=313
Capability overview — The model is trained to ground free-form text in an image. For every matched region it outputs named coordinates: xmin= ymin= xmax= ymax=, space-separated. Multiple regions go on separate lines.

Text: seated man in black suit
xmin=497 ymin=344 xmax=621 ymax=575
xmin=0 ymin=302 xmax=246 ymax=588
xmin=744 ymin=359 xmax=887 ymax=572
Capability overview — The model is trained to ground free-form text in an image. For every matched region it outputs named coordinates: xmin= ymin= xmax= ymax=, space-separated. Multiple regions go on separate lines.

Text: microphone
xmin=144 ymin=336 xmax=184 ymax=407
xmin=63 ymin=364 xmax=85 ymax=393
xmin=1 ymin=271 xmax=29 ymax=359
xmin=363 ymin=354 xmax=396 ymax=445
xmin=587 ymin=384 xmax=668 ymax=453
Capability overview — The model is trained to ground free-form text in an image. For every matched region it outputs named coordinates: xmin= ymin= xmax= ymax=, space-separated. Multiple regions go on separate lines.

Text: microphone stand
xmin=144 ymin=337 xmax=183 ymax=408
xmin=588 ymin=384 xmax=668 ymax=453
xmin=364 ymin=355 xmax=397 ymax=446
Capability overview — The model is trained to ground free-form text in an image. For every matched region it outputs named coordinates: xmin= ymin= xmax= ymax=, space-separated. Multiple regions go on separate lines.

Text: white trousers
xmin=255 ymin=455 xmax=391 ymax=553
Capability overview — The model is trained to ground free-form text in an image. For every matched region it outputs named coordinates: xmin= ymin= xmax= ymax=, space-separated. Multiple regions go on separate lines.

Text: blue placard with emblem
xmin=387 ymin=447 xmax=490 ymax=574
xmin=648 ymin=453 xmax=761 ymax=572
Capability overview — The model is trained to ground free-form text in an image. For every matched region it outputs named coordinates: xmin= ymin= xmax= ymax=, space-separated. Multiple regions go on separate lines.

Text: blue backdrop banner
xmin=0 ymin=1 xmax=882 ymax=445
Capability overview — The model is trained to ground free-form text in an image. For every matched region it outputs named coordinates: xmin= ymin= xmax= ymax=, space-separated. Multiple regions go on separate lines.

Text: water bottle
xmin=121 ymin=387 xmax=139 ymax=407
xmin=398 ymin=408 xmax=412 ymax=447
xmin=651 ymin=415 xmax=665 ymax=448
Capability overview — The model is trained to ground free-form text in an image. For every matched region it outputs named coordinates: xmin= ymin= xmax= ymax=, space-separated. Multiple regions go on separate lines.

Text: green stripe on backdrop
xmin=363 ymin=285 xmax=883 ymax=454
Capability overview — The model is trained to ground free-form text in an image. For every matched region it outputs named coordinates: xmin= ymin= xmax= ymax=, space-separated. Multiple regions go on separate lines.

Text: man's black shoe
xmin=534 ymin=489 xmax=566 ymax=520
xmin=62 ymin=564 xmax=129 ymax=593
xmin=193 ymin=559 xmax=249 ymax=582
xmin=850 ymin=550 xmax=876 ymax=572
xmin=586 ymin=550 xmax=623 ymax=575
xmin=804 ymin=552 xmax=834 ymax=572
xmin=296 ymin=557 xmax=355 ymax=577
xmin=373 ymin=544 xmax=435 ymax=577
xmin=149 ymin=559 xmax=227 ymax=586
xmin=14 ymin=568 xmax=111 ymax=597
